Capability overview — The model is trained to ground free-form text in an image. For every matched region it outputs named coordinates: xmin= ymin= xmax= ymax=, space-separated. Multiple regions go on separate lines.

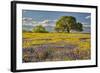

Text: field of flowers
xmin=22 ymin=32 xmax=91 ymax=62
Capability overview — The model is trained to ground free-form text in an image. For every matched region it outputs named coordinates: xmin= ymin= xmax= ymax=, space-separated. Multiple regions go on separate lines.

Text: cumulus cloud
xmin=22 ymin=17 xmax=33 ymax=21
xmin=41 ymin=20 xmax=50 ymax=24
xmin=38 ymin=19 xmax=56 ymax=27
xmin=22 ymin=17 xmax=57 ymax=27
xmin=85 ymin=15 xmax=91 ymax=19
xmin=22 ymin=17 xmax=33 ymax=24
xmin=22 ymin=17 xmax=37 ymax=26
xmin=83 ymin=24 xmax=90 ymax=28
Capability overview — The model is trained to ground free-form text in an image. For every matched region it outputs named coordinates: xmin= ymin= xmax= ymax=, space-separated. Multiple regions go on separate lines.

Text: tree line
xmin=32 ymin=16 xmax=83 ymax=33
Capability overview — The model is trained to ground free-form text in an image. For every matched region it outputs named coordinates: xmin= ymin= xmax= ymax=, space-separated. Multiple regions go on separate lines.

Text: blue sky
xmin=22 ymin=10 xmax=91 ymax=27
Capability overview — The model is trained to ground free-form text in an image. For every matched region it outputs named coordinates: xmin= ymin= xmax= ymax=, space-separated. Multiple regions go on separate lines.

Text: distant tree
xmin=55 ymin=16 xmax=77 ymax=33
xmin=32 ymin=25 xmax=48 ymax=33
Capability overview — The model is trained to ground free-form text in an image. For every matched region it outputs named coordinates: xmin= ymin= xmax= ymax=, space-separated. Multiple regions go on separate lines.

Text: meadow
xmin=22 ymin=32 xmax=91 ymax=62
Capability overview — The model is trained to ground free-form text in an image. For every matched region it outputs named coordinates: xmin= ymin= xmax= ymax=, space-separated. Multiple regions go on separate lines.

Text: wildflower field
xmin=22 ymin=32 xmax=91 ymax=62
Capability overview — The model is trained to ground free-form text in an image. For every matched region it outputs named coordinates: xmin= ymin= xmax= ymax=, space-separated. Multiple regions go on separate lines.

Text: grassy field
xmin=22 ymin=32 xmax=91 ymax=62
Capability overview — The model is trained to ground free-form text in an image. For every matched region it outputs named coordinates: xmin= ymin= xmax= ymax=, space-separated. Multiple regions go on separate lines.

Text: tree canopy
xmin=32 ymin=25 xmax=48 ymax=33
xmin=55 ymin=16 xmax=83 ymax=33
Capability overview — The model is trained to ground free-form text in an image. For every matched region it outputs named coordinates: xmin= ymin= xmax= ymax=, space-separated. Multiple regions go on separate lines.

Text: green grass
xmin=22 ymin=32 xmax=91 ymax=62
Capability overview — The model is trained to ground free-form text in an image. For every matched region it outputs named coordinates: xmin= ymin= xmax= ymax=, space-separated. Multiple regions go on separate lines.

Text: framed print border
xmin=11 ymin=1 xmax=98 ymax=72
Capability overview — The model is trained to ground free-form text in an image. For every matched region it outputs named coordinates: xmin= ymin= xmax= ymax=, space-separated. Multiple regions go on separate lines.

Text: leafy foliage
xmin=76 ymin=22 xmax=83 ymax=31
xmin=32 ymin=25 xmax=48 ymax=33
xmin=55 ymin=16 xmax=83 ymax=33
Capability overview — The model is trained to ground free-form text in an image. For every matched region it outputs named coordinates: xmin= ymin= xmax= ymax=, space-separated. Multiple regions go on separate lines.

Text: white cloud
xmin=85 ymin=15 xmax=91 ymax=19
xmin=39 ymin=19 xmax=56 ymax=27
xmin=81 ymin=22 xmax=88 ymax=25
xmin=83 ymin=24 xmax=90 ymax=28
xmin=22 ymin=17 xmax=32 ymax=21
xmin=22 ymin=17 xmax=35 ymax=26
xmin=22 ymin=18 xmax=57 ymax=27
xmin=41 ymin=20 xmax=50 ymax=24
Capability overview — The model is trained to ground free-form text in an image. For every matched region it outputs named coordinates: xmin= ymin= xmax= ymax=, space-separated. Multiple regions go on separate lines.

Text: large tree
xmin=55 ymin=16 xmax=83 ymax=33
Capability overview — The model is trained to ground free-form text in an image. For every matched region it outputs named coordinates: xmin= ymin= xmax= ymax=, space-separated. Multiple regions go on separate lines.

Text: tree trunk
xmin=67 ymin=28 xmax=70 ymax=33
